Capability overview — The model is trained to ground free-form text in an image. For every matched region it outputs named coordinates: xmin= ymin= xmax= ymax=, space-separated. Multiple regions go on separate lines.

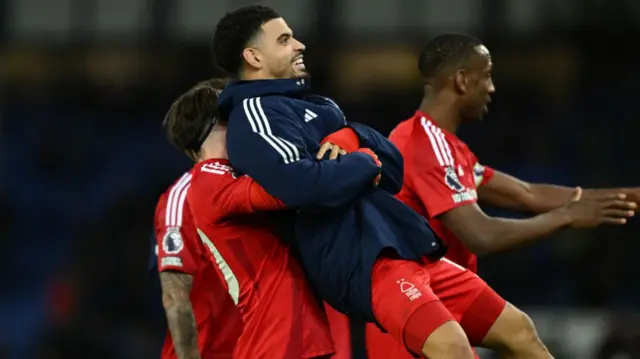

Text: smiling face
xmin=242 ymin=17 xmax=307 ymax=79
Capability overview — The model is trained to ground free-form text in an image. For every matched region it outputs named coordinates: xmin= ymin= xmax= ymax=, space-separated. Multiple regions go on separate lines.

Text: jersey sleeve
xmin=408 ymin=132 xmax=477 ymax=218
xmin=226 ymin=97 xmax=382 ymax=210
xmin=471 ymin=159 xmax=495 ymax=187
xmin=154 ymin=190 xmax=200 ymax=275
xmin=190 ymin=162 xmax=286 ymax=220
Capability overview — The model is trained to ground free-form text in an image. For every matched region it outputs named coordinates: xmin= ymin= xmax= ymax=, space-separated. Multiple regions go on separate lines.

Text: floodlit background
xmin=2 ymin=0 xmax=640 ymax=358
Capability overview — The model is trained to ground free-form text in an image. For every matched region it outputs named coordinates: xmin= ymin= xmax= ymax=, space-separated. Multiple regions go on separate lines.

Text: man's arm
xmin=408 ymin=157 xmax=634 ymax=254
xmin=330 ymin=123 xmax=404 ymax=195
xmin=439 ymin=192 xmax=636 ymax=254
xmin=479 ymin=170 xmax=640 ymax=213
xmin=227 ymin=97 xmax=381 ymax=209
xmin=478 ymin=170 xmax=579 ymax=213
xmin=159 ymin=271 xmax=200 ymax=359
xmin=154 ymin=189 xmax=202 ymax=359
xmin=193 ymin=162 xmax=286 ymax=217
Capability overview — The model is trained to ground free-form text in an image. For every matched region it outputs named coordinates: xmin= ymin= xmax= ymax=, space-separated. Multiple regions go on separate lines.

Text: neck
xmin=198 ymin=129 xmax=228 ymax=161
xmin=418 ymin=90 xmax=462 ymax=134
xmin=240 ymin=68 xmax=276 ymax=81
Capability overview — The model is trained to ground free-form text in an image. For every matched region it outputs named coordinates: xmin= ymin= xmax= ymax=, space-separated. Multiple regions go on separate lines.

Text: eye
xmin=279 ymin=35 xmax=291 ymax=44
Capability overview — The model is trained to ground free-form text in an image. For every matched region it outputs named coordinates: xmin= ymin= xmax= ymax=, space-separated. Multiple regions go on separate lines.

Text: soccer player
xmin=391 ymin=33 xmax=638 ymax=271
xmin=370 ymin=33 xmax=639 ymax=358
xmin=154 ymin=79 xmax=242 ymax=359
xmin=210 ymin=5 xmax=627 ymax=358
xmin=163 ymin=82 xmax=336 ymax=359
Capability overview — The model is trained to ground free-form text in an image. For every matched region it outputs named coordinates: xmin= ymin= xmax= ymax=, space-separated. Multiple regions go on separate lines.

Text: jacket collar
xmin=218 ymin=78 xmax=310 ymax=117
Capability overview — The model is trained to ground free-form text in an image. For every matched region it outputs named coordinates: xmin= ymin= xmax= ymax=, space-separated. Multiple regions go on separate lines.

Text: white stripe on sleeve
xmin=165 ymin=172 xmax=192 ymax=227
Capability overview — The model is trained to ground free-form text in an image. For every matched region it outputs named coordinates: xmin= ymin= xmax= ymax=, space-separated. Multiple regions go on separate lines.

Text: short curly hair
xmin=418 ymin=33 xmax=482 ymax=79
xmin=212 ymin=5 xmax=281 ymax=76
xmin=162 ymin=78 xmax=229 ymax=159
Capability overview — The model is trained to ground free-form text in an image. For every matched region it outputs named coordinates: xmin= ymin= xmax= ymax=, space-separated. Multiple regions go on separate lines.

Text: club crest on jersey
xmin=444 ymin=166 xmax=466 ymax=193
xmin=162 ymin=227 xmax=184 ymax=254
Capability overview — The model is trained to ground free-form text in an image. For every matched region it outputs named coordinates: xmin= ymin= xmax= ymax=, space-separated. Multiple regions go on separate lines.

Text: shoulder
xmin=190 ymin=161 xmax=237 ymax=187
xmin=406 ymin=119 xmax=459 ymax=167
xmin=154 ymin=173 xmax=196 ymax=259
xmin=230 ymin=96 xmax=291 ymax=117
xmin=228 ymin=95 xmax=295 ymax=135
xmin=155 ymin=172 xmax=192 ymax=224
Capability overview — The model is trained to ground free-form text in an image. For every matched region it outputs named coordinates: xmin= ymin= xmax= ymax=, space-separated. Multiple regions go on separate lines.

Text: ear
xmin=453 ymin=69 xmax=468 ymax=94
xmin=242 ymin=48 xmax=262 ymax=70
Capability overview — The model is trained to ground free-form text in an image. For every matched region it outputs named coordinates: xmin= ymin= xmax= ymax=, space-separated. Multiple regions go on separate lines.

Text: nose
xmin=293 ymin=38 xmax=306 ymax=52
xmin=488 ymin=80 xmax=496 ymax=93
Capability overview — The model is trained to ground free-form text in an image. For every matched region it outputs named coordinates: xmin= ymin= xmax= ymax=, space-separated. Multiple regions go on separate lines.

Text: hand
xmin=564 ymin=187 xmax=636 ymax=228
xmin=316 ymin=142 xmax=347 ymax=160
xmin=617 ymin=188 xmax=640 ymax=205
xmin=356 ymin=148 xmax=382 ymax=186
xmin=583 ymin=187 xmax=640 ymax=205
xmin=320 ymin=127 xmax=360 ymax=154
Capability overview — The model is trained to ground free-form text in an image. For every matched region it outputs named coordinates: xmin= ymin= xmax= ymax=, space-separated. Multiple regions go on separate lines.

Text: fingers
xmin=329 ymin=145 xmax=342 ymax=160
xmin=602 ymin=200 xmax=637 ymax=210
xmin=317 ymin=142 xmax=348 ymax=160
xmin=316 ymin=142 xmax=332 ymax=160
xmin=600 ymin=217 xmax=628 ymax=225
xmin=597 ymin=193 xmax=627 ymax=201
xmin=602 ymin=209 xmax=635 ymax=218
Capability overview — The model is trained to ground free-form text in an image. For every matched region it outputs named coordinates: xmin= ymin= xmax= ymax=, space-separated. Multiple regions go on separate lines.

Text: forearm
xmin=234 ymin=152 xmax=380 ymax=209
xmin=478 ymin=171 xmax=578 ymax=213
xmin=479 ymin=210 xmax=572 ymax=253
xmin=525 ymin=184 xmax=576 ymax=213
xmin=448 ymin=209 xmax=572 ymax=254
xmin=480 ymin=182 xmax=576 ymax=213
xmin=165 ymin=300 xmax=200 ymax=359
xmin=160 ymin=272 xmax=201 ymax=359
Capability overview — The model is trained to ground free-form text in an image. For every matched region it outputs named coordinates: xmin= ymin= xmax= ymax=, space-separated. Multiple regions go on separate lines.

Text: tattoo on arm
xmin=160 ymin=271 xmax=201 ymax=359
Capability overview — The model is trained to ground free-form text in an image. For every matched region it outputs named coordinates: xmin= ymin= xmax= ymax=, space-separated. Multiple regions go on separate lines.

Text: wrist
xmin=551 ymin=206 xmax=574 ymax=227
xmin=579 ymin=188 xmax=597 ymax=200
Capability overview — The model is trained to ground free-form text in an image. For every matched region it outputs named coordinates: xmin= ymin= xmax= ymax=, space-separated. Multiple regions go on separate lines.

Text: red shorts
xmin=369 ymin=256 xmax=506 ymax=357
xmin=323 ymin=302 xmax=352 ymax=359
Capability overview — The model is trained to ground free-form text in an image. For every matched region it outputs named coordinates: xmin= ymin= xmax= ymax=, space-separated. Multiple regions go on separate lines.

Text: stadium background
xmin=2 ymin=0 xmax=640 ymax=358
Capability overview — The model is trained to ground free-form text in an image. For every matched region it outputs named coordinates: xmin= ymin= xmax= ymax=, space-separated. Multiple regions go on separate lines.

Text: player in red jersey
xmin=155 ymin=170 xmax=243 ymax=359
xmin=154 ymin=78 xmax=243 ymax=359
xmin=162 ymin=83 xmax=336 ymax=359
xmin=370 ymin=33 xmax=639 ymax=358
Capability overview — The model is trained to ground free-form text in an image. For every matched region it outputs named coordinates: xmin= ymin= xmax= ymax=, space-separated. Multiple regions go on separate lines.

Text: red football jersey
xmin=154 ymin=171 xmax=243 ymax=359
xmin=390 ymin=111 xmax=495 ymax=273
xmin=188 ymin=159 xmax=335 ymax=359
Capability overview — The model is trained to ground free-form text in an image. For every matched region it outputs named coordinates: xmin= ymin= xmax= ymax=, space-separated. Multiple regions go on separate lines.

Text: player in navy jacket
xmin=209 ymin=5 xmax=534 ymax=359
xmin=220 ymin=78 xmax=445 ymax=312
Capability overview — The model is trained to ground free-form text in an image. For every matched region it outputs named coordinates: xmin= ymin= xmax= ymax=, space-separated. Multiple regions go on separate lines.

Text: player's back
xmin=390 ymin=112 xmax=493 ymax=272
xmin=154 ymin=172 xmax=242 ymax=359
xmin=188 ymin=159 xmax=334 ymax=359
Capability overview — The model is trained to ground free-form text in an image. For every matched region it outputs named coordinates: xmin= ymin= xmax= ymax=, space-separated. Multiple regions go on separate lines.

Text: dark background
xmin=2 ymin=0 xmax=640 ymax=358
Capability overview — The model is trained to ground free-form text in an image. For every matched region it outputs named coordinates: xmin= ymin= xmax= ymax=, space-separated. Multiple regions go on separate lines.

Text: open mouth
xmin=292 ymin=56 xmax=305 ymax=70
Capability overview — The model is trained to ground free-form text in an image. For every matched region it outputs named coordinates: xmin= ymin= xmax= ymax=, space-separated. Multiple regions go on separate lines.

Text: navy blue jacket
xmin=219 ymin=78 xmax=445 ymax=322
